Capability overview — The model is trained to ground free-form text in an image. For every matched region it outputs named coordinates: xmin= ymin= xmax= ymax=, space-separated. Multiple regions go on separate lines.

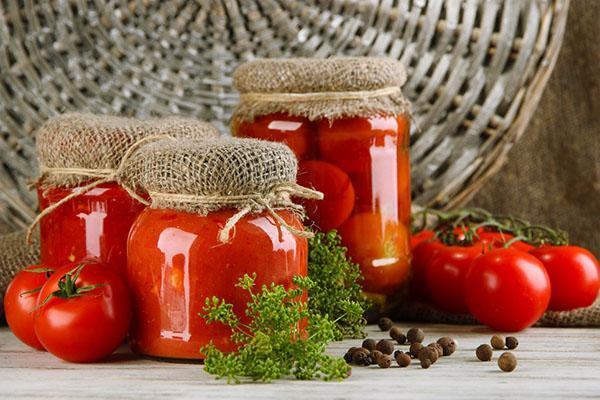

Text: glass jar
xmin=126 ymin=208 xmax=307 ymax=360
xmin=38 ymin=182 xmax=146 ymax=273
xmin=233 ymin=113 xmax=411 ymax=297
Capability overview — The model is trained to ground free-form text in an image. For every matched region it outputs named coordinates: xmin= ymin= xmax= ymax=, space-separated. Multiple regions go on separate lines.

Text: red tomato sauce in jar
xmin=38 ymin=182 xmax=146 ymax=273
xmin=126 ymin=208 xmax=307 ymax=360
xmin=233 ymin=113 xmax=411 ymax=297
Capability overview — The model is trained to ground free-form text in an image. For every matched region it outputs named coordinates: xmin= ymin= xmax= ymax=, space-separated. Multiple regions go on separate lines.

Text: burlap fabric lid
xmin=36 ymin=112 xmax=220 ymax=188
xmin=124 ymin=137 xmax=322 ymax=243
xmin=232 ymin=57 xmax=410 ymax=122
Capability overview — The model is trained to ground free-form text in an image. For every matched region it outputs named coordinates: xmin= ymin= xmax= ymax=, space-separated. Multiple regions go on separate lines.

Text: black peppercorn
xmin=370 ymin=350 xmax=383 ymax=364
xmin=389 ymin=326 xmax=406 ymax=344
xmin=498 ymin=352 xmax=517 ymax=372
xmin=343 ymin=351 xmax=353 ymax=364
xmin=476 ymin=344 xmax=493 ymax=361
xmin=491 ymin=335 xmax=505 ymax=350
xmin=375 ymin=339 xmax=395 ymax=355
xmin=377 ymin=354 xmax=393 ymax=368
xmin=362 ymin=338 xmax=377 ymax=351
xmin=407 ymin=328 xmax=425 ymax=343
xmin=506 ymin=336 xmax=519 ymax=350
xmin=427 ymin=343 xmax=443 ymax=358
xmin=418 ymin=346 xmax=438 ymax=364
xmin=436 ymin=337 xmax=457 ymax=356
xmin=378 ymin=317 xmax=393 ymax=331
xmin=409 ymin=342 xmax=423 ymax=358
xmin=395 ymin=351 xmax=411 ymax=367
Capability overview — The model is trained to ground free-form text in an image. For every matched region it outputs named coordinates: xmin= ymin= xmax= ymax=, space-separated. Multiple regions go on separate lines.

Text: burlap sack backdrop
xmin=232 ymin=57 xmax=411 ymax=122
xmin=122 ymin=137 xmax=323 ymax=243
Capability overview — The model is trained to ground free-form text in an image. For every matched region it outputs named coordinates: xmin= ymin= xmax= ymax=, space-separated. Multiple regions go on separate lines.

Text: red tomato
xmin=338 ymin=212 xmax=410 ymax=295
xmin=297 ymin=160 xmax=355 ymax=231
xmin=530 ymin=246 xmax=600 ymax=311
xmin=233 ymin=113 xmax=314 ymax=160
xmin=3 ymin=265 xmax=53 ymax=350
xmin=410 ymin=230 xmax=435 ymax=249
xmin=34 ymin=261 xmax=131 ymax=363
xmin=426 ymin=243 xmax=488 ymax=314
xmin=477 ymin=231 xmax=534 ymax=252
xmin=409 ymin=237 xmax=444 ymax=301
xmin=465 ymin=248 xmax=551 ymax=332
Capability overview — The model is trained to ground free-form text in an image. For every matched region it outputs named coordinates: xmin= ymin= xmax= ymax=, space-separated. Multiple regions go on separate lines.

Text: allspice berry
xmin=389 ymin=327 xmax=406 ymax=343
xmin=362 ymin=338 xmax=377 ymax=351
xmin=428 ymin=343 xmax=443 ymax=358
xmin=351 ymin=348 xmax=371 ymax=366
xmin=378 ymin=317 xmax=393 ymax=331
xmin=409 ymin=342 xmax=424 ymax=358
xmin=491 ymin=335 xmax=505 ymax=350
xmin=370 ymin=350 xmax=383 ymax=364
xmin=420 ymin=358 xmax=432 ymax=369
xmin=498 ymin=352 xmax=517 ymax=372
xmin=377 ymin=354 xmax=393 ymax=369
xmin=436 ymin=337 xmax=457 ymax=356
xmin=407 ymin=328 xmax=425 ymax=343
xmin=476 ymin=344 xmax=493 ymax=361
xmin=418 ymin=347 xmax=438 ymax=364
xmin=376 ymin=339 xmax=395 ymax=355
xmin=395 ymin=351 xmax=411 ymax=367
xmin=344 ymin=347 xmax=360 ymax=363
xmin=506 ymin=336 xmax=519 ymax=350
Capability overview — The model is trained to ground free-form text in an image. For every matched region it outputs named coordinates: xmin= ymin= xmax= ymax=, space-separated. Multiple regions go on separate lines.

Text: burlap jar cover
xmin=122 ymin=137 xmax=323 ymax=243
xmin=28 ymin=113 xmax=220 ymax=240
xmin=232 ymin=57 xmax=411 ymax=122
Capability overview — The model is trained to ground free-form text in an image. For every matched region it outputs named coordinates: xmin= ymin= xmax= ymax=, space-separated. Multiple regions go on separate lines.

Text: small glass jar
xmin=38 ymin=182 xmax=146 ymax=273
xmin=126 ymin=208 xmax=307 ymax=360
xmin=233 ymin=113 xmax=411 ymax=297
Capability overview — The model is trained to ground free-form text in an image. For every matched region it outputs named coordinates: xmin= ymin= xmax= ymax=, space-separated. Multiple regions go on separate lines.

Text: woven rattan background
xmin=0 ymin=0 xmax=569 ymax=233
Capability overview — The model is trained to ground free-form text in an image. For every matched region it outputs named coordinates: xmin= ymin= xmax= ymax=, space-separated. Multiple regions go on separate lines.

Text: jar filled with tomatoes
xmin=232 ymin=58 xmax=412 ymax=303
xmin=125 ymin=138 xmax=321 ymax=360
xmin=33 ymin=113 xmax=219 ymax=274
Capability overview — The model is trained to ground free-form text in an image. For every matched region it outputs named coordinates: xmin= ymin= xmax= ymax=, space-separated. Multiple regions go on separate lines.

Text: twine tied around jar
xmin=148 ymin=183 xmax=323 ymax=244
xmin=26 ymin=134 xmax=173 ymax=244
xmin=239 ymin=86 xmax=402 ymax=103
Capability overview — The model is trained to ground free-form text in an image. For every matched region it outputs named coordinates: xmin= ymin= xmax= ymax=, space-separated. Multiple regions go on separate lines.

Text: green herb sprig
xmin=200 ymin=273 xmax=350 ymax=383
xmin=307 ymin=230 xmax=370 ymax=340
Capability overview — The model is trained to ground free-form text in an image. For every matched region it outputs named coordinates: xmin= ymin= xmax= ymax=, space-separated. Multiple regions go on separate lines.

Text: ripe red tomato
xmin=3 ymin=265 xmax=53 ymax=350
xmin=425 ymin=243 xmax=488 ymax=314
xmin=465 ymin=248 xmax=551 ymax=332
xmin=338 ymin=212 xmax=410 ymax=294
xmin=410 ymin=235 xmax=443 ymax=301
xmin=297 ymin=160 xmax=355 ymax=231
xmin=410 ymin=230 xmax=435 ymax=249
xmin=233 ymin=113 xmax=313 ymax=160
xmin=477 ymin=231 xmax=534 ymax=252
xmin=530 ymin=246 xmax=600 ymax=311
xmin=34 ymin=261 xmax=131 ymax=363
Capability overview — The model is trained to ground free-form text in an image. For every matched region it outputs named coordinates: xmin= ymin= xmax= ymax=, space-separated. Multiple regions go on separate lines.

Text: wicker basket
xmin=0 ymin=0 xmax=569 ymax=232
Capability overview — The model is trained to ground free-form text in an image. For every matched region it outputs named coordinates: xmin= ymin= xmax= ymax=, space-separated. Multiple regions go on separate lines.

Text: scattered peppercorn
xmin=418 ymin=347 xmax=438 ymax=364
xmin=378 ymin=317 xmax=393 ymax=331
xmin=389 ymin=327 xmax=405 ymax=343
xmin=407 ymin=328 xmax=425 ymax=344
xmin=427 ymin=343 xmax=443 ymax=358
xmin=375 ymin=339 xmax=395 ymax=355
xmin=351 ymin=348 xmax=371 ymax=366
xmin=436 ymin=337 xmax=457 ymax=356
xmin=498 ymin=352 xmax=517 ymax=372
xmin=476 ymin=344 xmax=493 ymax=361
xmin=343 ymin=351 xmax=353 ymax=364
xmin=506 ymin=336 xmax=519 ymax=350
xmin=409 ymin=342 xmax=423 ymax=358
xmin=362 ymin=338 xmax=376 ymax=351
xmin=370 ymin=350 xmax=383 ymax=364
xmin=420 ymin=358 xmax=432 ymax=369
xmin=491 ymin=335 xmax=505 ymax=350
xmin=377 ymin=354 xmax=393 ymax=368
xmin=395 ymin=351 xmax=411 ymax=367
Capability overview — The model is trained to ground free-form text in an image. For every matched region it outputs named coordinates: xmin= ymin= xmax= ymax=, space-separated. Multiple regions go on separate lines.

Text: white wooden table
xmin=1 ymin=324 xmax=599 ymax=399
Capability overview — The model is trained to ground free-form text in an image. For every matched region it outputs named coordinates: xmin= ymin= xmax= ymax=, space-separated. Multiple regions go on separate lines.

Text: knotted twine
xmin=232 ymin=57 xmax=411 ymax=122
xmin=122 ymin=137 xmax=323 ymax=243
xmin=27 ymin=113 xmax=220 ymax=242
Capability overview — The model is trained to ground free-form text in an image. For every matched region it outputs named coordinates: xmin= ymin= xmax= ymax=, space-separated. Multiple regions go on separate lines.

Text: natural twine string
xmin=26 ymin=134 xmax=175 ymax=244
xmin=148 ymin=183 xmax=324 ymax=243
xmin=239 ymin=86 xmax=401 ymax=103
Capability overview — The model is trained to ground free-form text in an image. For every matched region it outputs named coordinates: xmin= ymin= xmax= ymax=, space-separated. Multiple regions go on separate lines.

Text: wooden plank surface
xmin=1 ymin=324 xmax=599 ymax=399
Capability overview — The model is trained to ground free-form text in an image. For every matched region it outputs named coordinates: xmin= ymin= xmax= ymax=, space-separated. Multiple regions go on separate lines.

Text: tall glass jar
xmin=233 ymin=114 xmax=411 ymax=298
xmin=127 ymin=208 xmax=307 ymax=360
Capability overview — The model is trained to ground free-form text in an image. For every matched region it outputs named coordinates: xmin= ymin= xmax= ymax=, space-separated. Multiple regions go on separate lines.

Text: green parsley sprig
xmin=307 ymin=230 xmax=370 ymax=340
xmin=200 ymin=273 xmax=350 ymax=383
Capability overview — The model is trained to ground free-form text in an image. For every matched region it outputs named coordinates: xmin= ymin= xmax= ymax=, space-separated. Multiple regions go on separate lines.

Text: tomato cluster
xmin=3 ymin=260 xmax=130 ymax=362
xmin=411 ymin=211 xmax=600 ymax=332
